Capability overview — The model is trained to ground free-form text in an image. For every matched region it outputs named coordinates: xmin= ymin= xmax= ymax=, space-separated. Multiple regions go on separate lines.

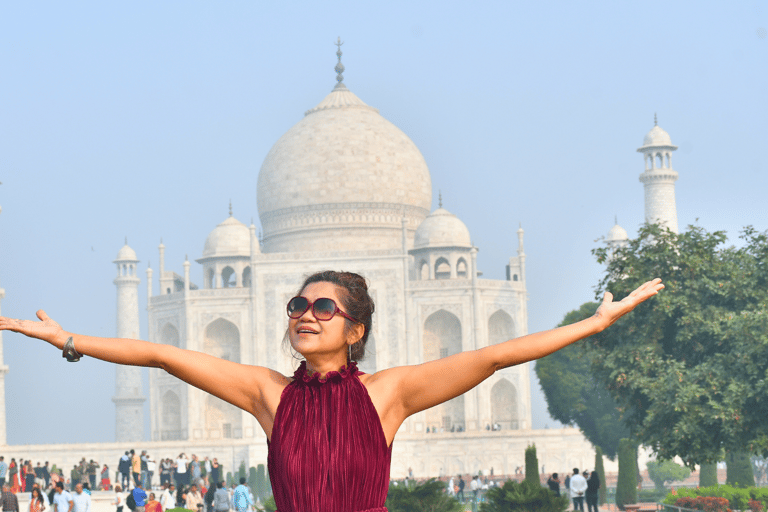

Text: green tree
xmin=616 ymin=439 xmax=637 ymax=510
xmin=248 ymin=467 xmax=258 ymax=498
xmin=385 ymin=479 xmax=462 ymax=512
xmin=594 ymin=447 xmax=607 ymax=505
xmin=726 ymin=451 xmax=755 ymax=488
xmin=525 ymin=444 xmax=540 ymax=486
xmin=481 ymin=479 xmax=568 ymax=512
xmin=535 ymin=302 xmax=630 ymax=459
xmin=699 ymin=463 xmax=718 ymax=487
xmin=590 ymin=224 xmax=768 ymax=465
xmin=646 ymin=459 xmax=691 ymax=491
xmin=238 ymin=461 xmax=247 ymax=482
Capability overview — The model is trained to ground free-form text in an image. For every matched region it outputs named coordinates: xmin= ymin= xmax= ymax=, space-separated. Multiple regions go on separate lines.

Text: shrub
xmin=525 ymin=444 xmax=540 ymax=486
xmin=647 ymin=459 xmax=691 ymax=491
xmin=674 ymin=496 xmax=732 ymax=512
xmin=480 ymin=479 xmax=568 ymax=512
xmin=726 ymin=451 xmax=755 ymax=488
xmin=748 ymin=499 xmax=764 ymax=512
xmin=386 ymin=478 xmax=463 ymax=512
xmin=663 ymin=485 xmax=768 ymax=511
xmin=700 ymin=463 xmax=719 ymax=487
xmin=594 ymin=447 xmax=607 ymax=506
xmin=615 ymin=439 xmax=637 ymax=510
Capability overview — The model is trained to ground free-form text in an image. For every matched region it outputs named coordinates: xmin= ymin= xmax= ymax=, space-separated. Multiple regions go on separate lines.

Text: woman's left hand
xmin=593 ymin=278 xmax=664 ymax=329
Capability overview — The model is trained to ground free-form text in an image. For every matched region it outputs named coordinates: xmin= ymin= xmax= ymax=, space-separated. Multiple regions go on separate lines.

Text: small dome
xmin=201 ymin=216 xmax=251 ymax=259
xmin=606 ymin=223 xmax=628 ymax=243
xmin=641 ymin=125 xmax=673 ymax=147
xmin=414 ymin=208 xmax=472 ymax=249
xmin=115 ymin=244 xmax=138 ymax=262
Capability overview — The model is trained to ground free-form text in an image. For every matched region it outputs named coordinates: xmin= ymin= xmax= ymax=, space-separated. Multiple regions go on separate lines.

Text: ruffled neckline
xmin=293 ymin=360 xmax=359 ymax=384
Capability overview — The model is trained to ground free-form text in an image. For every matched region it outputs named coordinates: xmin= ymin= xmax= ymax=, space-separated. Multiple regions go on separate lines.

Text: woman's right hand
xmin=0 ymin=310 xmax=65 ymax=345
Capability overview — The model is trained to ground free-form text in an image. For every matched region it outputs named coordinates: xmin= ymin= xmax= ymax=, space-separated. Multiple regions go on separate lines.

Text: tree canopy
xmin=535 ymin=302 xmax=629 ymax=459
xmin=589 ymin=224 xmax=768 ymax=465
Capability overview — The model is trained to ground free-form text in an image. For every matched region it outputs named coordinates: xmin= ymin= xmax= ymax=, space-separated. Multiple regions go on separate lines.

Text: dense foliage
xmin=646 ymin=459 xmax=691 ymax=490
xmin=525 ymin=444 xmax=540 ymax=486
xmin=590 ymin=224 xmax=768 ymax=465
xmin=535 ymin=302 xmax=629 ymax=459
xmin=615 ymin=439 xmax=637 ymax=510
xmin=480 ymin=479 xmax=568 ymax=512
xmin=385 ymin=479 xmax=463 ymax=512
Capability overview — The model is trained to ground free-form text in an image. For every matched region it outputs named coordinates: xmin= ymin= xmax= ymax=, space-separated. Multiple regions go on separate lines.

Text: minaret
xmin=638 ymin=115 xmax=679 ymax=233
xmin=112 ymin=239 xmax=145 ymax=442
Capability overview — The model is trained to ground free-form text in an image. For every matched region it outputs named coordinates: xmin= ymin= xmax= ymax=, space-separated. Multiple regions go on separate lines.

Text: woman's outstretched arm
xmin=0 ymin=311 xmax=288 ymax=421
xmin=367 ymin=278 xmax=663 ymax=435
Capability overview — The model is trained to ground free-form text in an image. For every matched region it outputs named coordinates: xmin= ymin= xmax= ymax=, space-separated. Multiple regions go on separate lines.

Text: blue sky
xmin=1 ymin=1 xmax=766 ymax=446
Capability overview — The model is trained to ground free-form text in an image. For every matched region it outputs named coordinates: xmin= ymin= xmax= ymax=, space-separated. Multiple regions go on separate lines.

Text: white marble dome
xmin=202 ymin=215 xmax=251 ymax=259
xmin=115 ymin=244 xmax=138 ymax=262
xmin=414 ymin=208 xmax=472 ymax=249
xmin=642 ymin=125 xmax=673 ymax=147
xmin=606 ymin=223 xmax=628 ymax=243
xmin=257 ymin=83 xmax=432 ymax=253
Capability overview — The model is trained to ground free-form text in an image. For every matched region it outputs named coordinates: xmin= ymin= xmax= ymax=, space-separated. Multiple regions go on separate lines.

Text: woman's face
xmin=288 ymin=281 xmax=354 ymax=360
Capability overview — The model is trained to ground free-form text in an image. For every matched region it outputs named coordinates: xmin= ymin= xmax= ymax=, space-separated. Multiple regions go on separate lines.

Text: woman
xmin=190 ymin=455 xmax=201 ymax=487
xmin=8 ymin=459 xmax=18 ymax=493
xmin=0 ymin=271 xmax=662 ymax=512
xmin=102 ymin=464 xmax=111 ymax=491
xmin=114 ymin=485 xmax=124 ymax=512
xmin=145 ymin=492 xmax=162 ymax=512
xmin=24 ymin=461 xmax=35 ymax=493
xmin=29 ymin=487 xmax=46 ymax=512
xmin=586 ymin=470 xmax=601 ymax=512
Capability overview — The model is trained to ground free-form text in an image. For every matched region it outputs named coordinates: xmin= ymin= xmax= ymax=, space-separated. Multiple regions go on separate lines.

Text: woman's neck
xmin=304 ymin=353 xmax=349 ymax=377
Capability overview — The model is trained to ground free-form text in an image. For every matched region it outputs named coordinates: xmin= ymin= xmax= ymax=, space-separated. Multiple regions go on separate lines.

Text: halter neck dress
xmin=268 ymin=361 xmax=392 ymax=512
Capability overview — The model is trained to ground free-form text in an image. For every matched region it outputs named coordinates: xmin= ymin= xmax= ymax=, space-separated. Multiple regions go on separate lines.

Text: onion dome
xmin=414 ymin=208 xmax=472 ymax=249
xmin=114 ymin=241 xmax=138 ymax=262
xmin=201 ymin=215 xmax=251 ymax=260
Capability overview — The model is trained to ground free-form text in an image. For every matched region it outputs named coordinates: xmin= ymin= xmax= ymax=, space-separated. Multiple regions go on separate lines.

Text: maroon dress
xmin=268 ymin=361 xmax=392 ymax=512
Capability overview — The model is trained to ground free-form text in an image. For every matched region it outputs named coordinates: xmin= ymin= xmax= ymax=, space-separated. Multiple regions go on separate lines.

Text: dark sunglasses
xmin=286 ymin=296 xmax=359 ymax=323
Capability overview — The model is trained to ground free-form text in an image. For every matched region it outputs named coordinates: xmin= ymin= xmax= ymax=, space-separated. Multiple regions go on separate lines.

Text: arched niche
xmin=434 ymin=257 xmax=451 ymax=280
xmin=242 ymin=266 xmax=252 ymax=288
xmin=207 ymin=268 xmax=215 ymax=289
xmin=204 ymin=318 xmax=240 ymax=363
xmin=160 ymin=323 xmax=180 ymax=347
xmin=221 ymin=266 xmax=236 ymax=288
xmin=423 ymin=310 xmax=464 ymax=430
xmin=488 ymin=310 xmax=514 ymax=346
xmin=491 ymin=379 xmax=519 ymax=429
xmin=420 ymin=260 xmax=429 ymax=280
xmin=205 ymin=395 xmax=242 ymax=439
xmin=161 ymin=390 xmax=182 ymax=440
xmin=457 ymin=258 xmax=468 ymax=278
xmin=357 ymin=334 xmax=377 ymax=375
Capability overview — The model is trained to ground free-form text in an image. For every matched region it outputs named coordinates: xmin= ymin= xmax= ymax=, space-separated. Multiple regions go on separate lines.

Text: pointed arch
xmin=161 ymin=390 xmax=182 ymax=440
xmin=207 ymin=268 xmax=215 ymax=289
xmin=204 ymin=318 xmax=240 ymax=363
xmin=221 ymin=266 xmax=236 ymax=288
xmin=242 ymin=266 xmax=252 ymax=288
xmin=160 ymin=323 xmax=180 ymax=347
xmin=423 ymin=310 xmax=464 ymax=430
xmin=434 ymin=257 xmax=451 ymax=280
xmin=491 ymin=378 xmax=519 ymax=429
xmin=456 ymin=258 xmax=468 ymax=278
xmin=488 ymin=310 xmax=514 ymax=346
xmin=420 ymin=260 xmax=429 ymax=280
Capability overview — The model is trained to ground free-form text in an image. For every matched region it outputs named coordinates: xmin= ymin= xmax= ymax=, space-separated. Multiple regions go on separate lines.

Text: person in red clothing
xmin=0 ymin=272 xmax=662 ymax=511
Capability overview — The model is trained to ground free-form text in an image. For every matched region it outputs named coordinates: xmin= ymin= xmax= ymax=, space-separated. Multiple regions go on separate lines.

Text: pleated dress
xmin=268 ymin=361 xmax=392 ymax=512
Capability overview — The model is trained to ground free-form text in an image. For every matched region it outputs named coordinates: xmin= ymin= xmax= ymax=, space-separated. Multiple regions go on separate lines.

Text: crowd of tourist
xmin=0 ymin=451 xmax=264 ymax=512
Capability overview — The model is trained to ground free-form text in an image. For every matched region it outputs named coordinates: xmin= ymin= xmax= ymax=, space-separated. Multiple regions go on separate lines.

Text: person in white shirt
xmin=158 ymin=483 xmax=175 ymax=510
xmin=569 ymin=468 xmax=588 ymax=511
xmin=469 ymin=476 xmax=480 ymax=502
xmin=447 ymin=477 xmax=455 ymax=497
xmin=52 ymin=482 xmax=73 ymax=512
xmin=71 ymin=484 xmax=90 ymax=512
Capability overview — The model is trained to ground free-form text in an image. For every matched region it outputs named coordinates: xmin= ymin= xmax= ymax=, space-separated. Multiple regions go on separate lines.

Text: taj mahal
xmin=0 ymin=45 xmax=681 ymax=478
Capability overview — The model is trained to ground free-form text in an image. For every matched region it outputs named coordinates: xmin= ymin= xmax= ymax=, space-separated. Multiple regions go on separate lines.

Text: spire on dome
xmin=334 ymin=37 xmax=346 ymax=90
xmin=654 ymin=113 xmax=658 ymax=126
xmin=125 ymin=236 xmax=128 ymax=245
xmin=438 ymin=190 xmax=443 ymax=208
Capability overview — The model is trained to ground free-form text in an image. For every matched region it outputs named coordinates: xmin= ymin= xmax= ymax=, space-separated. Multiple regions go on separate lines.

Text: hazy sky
xmin=1 ymin=1 xmax=766 ymax=446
